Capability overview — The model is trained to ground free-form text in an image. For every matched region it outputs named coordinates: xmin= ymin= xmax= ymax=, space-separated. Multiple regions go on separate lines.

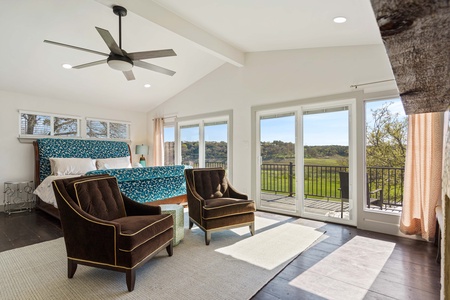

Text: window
xmin=86 ymin=118 xmax=130 ymax=140
xmin=364 ymin=98 xmax=407 ymax=213
xmin=20 ymin=111 xmax=80 ymax=137
xmin=205 ymin=121 xmax=228 ymax=170
xmin=164 ymin=125 xmax=175 ymax=166
xmin=177 ymin=113 xmax=230 ymax=172
xmin=86 ymin=120 xmax=107 ymax=138
xmin=180 ymin=124 xmax=200 ymax=167
xmin=110 ymin=122 xmax=129 ymax=139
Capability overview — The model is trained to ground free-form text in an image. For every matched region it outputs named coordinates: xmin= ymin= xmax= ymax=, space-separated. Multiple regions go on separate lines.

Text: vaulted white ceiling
xmin=0 ymin=0 xmax=383 ymax=112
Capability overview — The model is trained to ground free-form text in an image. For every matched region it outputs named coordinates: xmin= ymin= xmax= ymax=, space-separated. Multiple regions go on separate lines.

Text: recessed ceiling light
xmin=333 ymin=16 xmax=347 ymax=24
xmin=62 ymin=64 xmax=72 ymax=69
xmin=144 ymin=84 xmax=151 ymax=88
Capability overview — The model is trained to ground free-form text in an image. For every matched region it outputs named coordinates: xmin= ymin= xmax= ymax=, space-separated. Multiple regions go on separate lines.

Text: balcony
xmin=260 ymin=163 xmax=405 ymax=216
xmin=182 ymin=161 xmax=404 ymax=217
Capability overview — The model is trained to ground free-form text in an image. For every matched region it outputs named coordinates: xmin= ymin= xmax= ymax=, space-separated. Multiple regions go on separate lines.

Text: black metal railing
xmin=261 ymin=163 xmax=404 ymax=207
xmin=180 ymin=160 xmax=405 ymax=207
xmin=367 ymin=166 xmax=404 ymax=207
xmin=181 ymin=161 xmax=228 ymax=169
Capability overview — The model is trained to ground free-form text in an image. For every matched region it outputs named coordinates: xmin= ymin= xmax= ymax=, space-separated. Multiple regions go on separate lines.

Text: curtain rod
xmin=152 ymin=115 xmax=177 ymax=121
xmin=350 ymin=79 xmax=395 ymax=89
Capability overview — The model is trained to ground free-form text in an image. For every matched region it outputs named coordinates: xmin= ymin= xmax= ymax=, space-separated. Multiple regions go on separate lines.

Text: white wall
xmin=0 ymin=90 xmax=148 ymax=209
xmin=148 ymin=44 xmax=396 ymax=194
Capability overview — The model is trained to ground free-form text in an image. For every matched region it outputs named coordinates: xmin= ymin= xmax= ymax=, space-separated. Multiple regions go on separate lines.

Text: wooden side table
xmin=160 ymin=204 xmax=184 ymax=246
xmin=3 ymin=181 xmax=34 ymax=214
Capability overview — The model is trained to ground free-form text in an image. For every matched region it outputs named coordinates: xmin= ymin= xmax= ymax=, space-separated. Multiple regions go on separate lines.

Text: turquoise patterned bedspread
xmin=86 ymin=165 xmax=188 ymax=203
xmin=36 ymin=138 xmax=188 ymax=203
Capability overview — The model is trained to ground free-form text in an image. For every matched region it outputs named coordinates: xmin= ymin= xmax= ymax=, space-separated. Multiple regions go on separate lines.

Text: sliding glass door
xmin=256 ymin=101 xmax=355 ymax=224
xmin=258 ymin=111 xmax=297 ymax=214
xmin=302 ymin=107 xmax=351 ymax=220
xmin=180 ymin=124 xmax=199 ymax=167
xmin=178 ymin=117 xmax=230 ymax=172
xmin=205 ymin=121 xmax=228 ymax=171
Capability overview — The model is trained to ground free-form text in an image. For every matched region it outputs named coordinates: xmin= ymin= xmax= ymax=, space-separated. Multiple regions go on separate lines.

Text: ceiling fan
xmin=44 ymin=5 xmax=176 ymax=81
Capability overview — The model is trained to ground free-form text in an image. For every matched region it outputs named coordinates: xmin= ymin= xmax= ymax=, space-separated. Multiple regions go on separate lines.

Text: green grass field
xmin=304 ymin=157 xmax=343 ymax=166
xmin=261 ymin=158 xmax=403 ymax=205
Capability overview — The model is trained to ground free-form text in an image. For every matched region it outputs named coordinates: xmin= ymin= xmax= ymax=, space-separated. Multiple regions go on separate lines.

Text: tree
xmin=366 ymin=102 xmax=408 ymax=168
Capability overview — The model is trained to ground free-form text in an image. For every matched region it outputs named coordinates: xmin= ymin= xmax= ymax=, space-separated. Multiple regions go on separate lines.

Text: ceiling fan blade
xmin=44 ymin=40 xmax=109 ymax=57
xmin=134 ymin=60 xmax=176 ymax=76
xmin=72 ymin=59 xmax=107 ymax=69
xmin=95 ymin=27 xmax=123 ymax=56
xmin=128 ymin=49 xmax=177 ymax=61
xmin=123 ymin=70 xmax=135 ymax=81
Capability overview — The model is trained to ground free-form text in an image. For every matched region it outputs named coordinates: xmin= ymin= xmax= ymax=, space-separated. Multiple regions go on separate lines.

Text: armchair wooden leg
xmin=205 ymin=231 xmax=211 ymax=245
xmin=166 ymin=241 xmax=173 ymax=256
xmin=67 ymin=259 xmax=77 ymax=278
xmin=189 ymin=219 xmax=194 ymax=229
xmin=126 ymin=269 xmax=136 ymax=292
xmin=250 ymin=223 xmax=255 ymax=236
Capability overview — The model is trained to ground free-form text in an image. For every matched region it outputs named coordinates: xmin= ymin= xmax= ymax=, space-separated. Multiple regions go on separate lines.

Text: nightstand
xmin=3 ymin=181 xmax=34 ymax=214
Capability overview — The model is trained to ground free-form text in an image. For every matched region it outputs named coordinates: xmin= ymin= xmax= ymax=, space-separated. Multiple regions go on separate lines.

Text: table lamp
xmin=135 ymin=144 xmax=149 ymax=167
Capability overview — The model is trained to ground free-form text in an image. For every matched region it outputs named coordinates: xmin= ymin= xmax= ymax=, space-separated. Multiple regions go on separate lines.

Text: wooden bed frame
xmin=33 ymin=140 xmax=186 ymax=219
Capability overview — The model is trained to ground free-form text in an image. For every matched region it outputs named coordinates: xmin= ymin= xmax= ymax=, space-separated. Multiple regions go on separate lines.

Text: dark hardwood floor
xmin=0 ymin=210 xmax=441 ymax=299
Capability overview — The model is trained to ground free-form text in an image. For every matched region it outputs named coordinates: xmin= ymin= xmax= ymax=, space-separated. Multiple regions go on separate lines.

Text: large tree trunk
xmin=370 ymin=0 xmax=450 ymax=114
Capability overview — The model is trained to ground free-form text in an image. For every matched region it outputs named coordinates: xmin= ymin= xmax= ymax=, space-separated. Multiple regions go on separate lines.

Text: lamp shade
xmin=135 ymin=144 xmax=149 ymax=155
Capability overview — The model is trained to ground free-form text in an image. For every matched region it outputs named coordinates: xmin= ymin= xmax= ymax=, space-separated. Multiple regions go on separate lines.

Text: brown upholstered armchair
xmin=52 ymin=175 xmax=174 ymax=292
xmin=184 ymin=168 xmax=256 ymax=245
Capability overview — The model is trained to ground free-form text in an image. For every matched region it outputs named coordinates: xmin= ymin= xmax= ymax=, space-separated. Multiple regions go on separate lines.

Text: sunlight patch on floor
xmin=289 ymin=236 xmax=396 ymax=300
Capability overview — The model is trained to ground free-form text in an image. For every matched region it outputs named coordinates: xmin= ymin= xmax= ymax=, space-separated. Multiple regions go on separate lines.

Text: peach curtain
xmin=400 ymin=112 xmax=443 ymax=240
xmin=153 ymin=118 xmax=164 ymax=166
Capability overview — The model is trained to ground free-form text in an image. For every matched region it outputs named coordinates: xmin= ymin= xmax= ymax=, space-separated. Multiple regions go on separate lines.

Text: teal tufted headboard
xmin=33 ymin=138 xmax=131 ymax=185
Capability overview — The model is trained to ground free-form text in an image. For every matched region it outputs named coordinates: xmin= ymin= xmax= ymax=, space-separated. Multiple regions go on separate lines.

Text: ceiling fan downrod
xmin=112 ymin=6 xmax=127 ymax=50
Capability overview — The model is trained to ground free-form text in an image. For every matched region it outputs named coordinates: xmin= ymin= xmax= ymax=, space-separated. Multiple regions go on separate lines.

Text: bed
xmin=33 ymin=138 xmax=188 ymax=219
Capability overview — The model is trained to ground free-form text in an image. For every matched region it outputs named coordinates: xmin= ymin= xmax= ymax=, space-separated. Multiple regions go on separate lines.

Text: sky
xmin=164 ymin=123 xmax=228 ymax=142
xmin=260 ymin=98 xmax=405 ymax=145
xmin=164 ymin=98 xmax=406 ymax=145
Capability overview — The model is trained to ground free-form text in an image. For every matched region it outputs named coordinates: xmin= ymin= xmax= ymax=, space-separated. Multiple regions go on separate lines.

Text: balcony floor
xmin=260 ymin=192 xmax=402 ymax=218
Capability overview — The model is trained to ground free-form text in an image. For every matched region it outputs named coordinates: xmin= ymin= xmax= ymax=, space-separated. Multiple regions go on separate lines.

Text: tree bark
xmin=370 ymin=0 xmax=450 ymax=114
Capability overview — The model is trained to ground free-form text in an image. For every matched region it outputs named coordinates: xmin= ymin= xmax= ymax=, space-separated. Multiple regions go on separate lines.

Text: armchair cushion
xmin=193 ymin=169 xmax=229 ymax=200
xmin=65 ymin=175 xmax=126 ymax=221
xmin=116 ymin=214 xmax=173 ymax=252
xmin=203 ymin=198 xmax=255 ymax=220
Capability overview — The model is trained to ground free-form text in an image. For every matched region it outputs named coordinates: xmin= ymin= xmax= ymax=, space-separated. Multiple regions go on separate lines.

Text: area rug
xmin=0 ymin=215 xmax=324 ymax=300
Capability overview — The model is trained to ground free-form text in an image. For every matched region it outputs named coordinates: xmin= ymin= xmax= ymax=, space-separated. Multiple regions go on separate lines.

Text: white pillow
xmin=96 ymin=156 xmax=132 ymax=170
xmin=50 ymin=158 xmax=97 ymax=176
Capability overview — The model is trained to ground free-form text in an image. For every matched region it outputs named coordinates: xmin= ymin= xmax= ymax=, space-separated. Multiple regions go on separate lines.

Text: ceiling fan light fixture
xmin=107 ymin=55 xmax=133 ymax=71
xmin=62 ymin=63 xmax=72 ymax=69
xmin=333 ymin=16 xmax=347 ymax=23
xmin=144 ymin=84 xmax=151 ymax=88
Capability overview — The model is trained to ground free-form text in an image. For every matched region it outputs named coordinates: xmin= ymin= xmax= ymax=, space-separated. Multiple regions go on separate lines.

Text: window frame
xmin=174 ymin=110 xmax=233 ymax=179
xmin=19 ymin=110 xmax=81 ymax=138
xmin=86 ymin=117 xmax=131 ymax=141
xmin=163 ymin=118 xmax=176 ymax=166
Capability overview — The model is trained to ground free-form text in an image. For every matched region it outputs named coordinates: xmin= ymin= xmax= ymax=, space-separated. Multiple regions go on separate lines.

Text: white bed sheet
xmin=34 ymin=175 xmax=80 ymax=208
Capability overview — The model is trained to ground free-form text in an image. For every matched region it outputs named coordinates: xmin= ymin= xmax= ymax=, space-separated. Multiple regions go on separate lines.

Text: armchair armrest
xmin=369 ymin=188 xmax=383 ymax=194
xmin=55 ymin=195 xmax=121 ymax=265
xmin=369 ymin=188 xmax=384 ymax=202
xmin=368 ymin=188 xmax=383 ymax=209
xmin=122 ymin=194 xmax=161 ymax=216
